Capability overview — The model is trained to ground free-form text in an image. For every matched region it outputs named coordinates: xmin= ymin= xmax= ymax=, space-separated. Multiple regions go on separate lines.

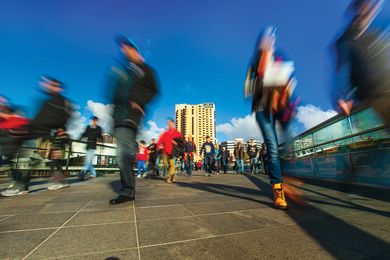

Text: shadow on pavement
xmin=244 ymin=174 xmax=390 ymax=258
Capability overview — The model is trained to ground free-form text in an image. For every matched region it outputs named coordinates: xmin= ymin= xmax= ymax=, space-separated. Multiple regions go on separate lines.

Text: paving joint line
xmin=133 ymin=200 xmax=141 ymax=260
xmin=0 ymin=207 xmax=277 ymax=234
xmin=21 ymin=200 xmax=93 ymax=260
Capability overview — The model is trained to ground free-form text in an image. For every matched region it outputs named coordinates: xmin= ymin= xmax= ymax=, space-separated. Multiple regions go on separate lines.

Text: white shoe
xmin=47 ymin=183 xmax=69 ymax=191
xmin=137 ymin=175 xmax=141 ymax=178
xmin=1 ymin=189 xmax=29 ymax=197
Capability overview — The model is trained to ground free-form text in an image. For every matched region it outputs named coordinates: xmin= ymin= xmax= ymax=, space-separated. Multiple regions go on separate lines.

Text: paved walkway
xmin=0 ymin=172 xmax=389 ymax=259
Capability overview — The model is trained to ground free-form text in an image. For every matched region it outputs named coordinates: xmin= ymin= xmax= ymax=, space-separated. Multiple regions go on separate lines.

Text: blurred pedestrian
xmin=234 ymin=142 xmax=245 ymax=174
xmin=79 ymin=116 xmax=103 ymax=180
xmin=184 ymin=136 xmax=196 ymax=176
xmin=200 ymin=136 xmax=215 ymax=176
xmin=157 ymin=118 xmax=183 ymax=183
xmin=247 ymin=139 xmax=259 ymax=175
xmin=109 ymin=35 xmax=158 ymax=204
xmin=137 ymin=140 xmax=148 ymax=178
xmin=244 ymin=27 xmax=297 ymax=209
xmin=333 ymin=0 xmax=390 ymax=124
xmin=2 ymin=76 xmax=72 ymax=197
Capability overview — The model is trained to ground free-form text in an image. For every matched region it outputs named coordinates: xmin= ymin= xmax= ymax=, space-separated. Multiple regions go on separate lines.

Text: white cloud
xmin=66 ymin=110 xmax=86 ymax=139
xmin=217 ymin=114 xmax=263 ymax=141
xmin=138 ymin=120 xmax=165 ymax=143
xmin=296 ymin=104 xmax=337 ymax=130
xmin=86 ymin=100 xmax=114 ymax=134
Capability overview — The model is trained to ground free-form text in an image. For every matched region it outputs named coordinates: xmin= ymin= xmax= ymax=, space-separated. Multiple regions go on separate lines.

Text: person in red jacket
xmin=157 ymin=118 xmax=182 ymax=183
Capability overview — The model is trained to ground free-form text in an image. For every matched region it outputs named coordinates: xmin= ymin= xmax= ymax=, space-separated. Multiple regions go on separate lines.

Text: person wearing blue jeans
xmin=79 ymin=116 xmax=102 ymax=180
xmin=137 ymin=160 xmax=147 ymax=177
xmin=245 ymin=26 xmax=296 ymax=209
xmin=255 ymin=112 xmax=282 ymax=184
xmin=234 ymin=142 xmax=244 ymax=174
xmin=82 ymin=149 xmax=97 ymax=177
xmin=200 ymin=136 xmax=215 ymax=177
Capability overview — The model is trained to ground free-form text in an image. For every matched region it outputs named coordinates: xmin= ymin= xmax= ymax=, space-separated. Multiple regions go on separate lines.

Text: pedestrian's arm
xmin=200 ymin=143 xmax=205 ymax=157
xmin=334 ymin=42 xmax=354 ymax=115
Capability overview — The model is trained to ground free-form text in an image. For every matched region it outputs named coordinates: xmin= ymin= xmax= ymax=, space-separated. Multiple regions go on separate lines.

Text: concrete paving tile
xmin=140 ymin=236 xmax=253 ymax=260
xmin=137 ymin=217 xmax=217 ymax=246
xmin=172 ymin=194 xmax=240 ymax=204
xmin=29 ymin=223 xmax=137 ymax=259
xmin=198 ymin=211 xmax=277 ymax=234
xmin=226 ymin=226 xmax=367 ymax=259
xmin=0 ymin=204 xmax=45 ymax=215
xmin=338 ymin=211 xmax=390 ymax=232
xmin=135 ymin=198 xmax=177 ymax=208
xmin=0 ymin=229 xmax=55 ymax=259
xmin=22 ymin=202 xmax=87 ymax=214
xmin=66 ymin=208 xmax=134 ymax=226
xmin=82 ymin=200 xmax=133 ymax=211
xmin=58 ymin=249 xmax=138 ymax=260
xmin=0 ymin=212 xmax=74 ymax=232
xmin=182 ymin=200 xmax=269 ymax=215
xmin=136 ymin=205 xmax=192 ymax=221
xmin=295 ymin=217 xmax=390 ymax=256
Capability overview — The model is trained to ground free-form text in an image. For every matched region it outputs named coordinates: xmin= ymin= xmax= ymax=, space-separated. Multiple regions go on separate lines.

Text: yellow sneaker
xmin=273 ymin=183 xmax=288 ymax=209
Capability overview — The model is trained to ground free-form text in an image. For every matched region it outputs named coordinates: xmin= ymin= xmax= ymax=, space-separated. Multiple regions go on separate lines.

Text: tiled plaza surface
xmin=0 ymin=172 xmax=389 ymax=259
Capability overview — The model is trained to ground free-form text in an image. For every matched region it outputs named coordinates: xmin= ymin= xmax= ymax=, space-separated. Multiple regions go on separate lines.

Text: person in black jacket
xmin=220 ymin=146 xmax=230 ymax=174
xmin=333 ymin=0 xmax=390 ymax=125
xmin=200 ymin=136 xmax=215 ymax=176
xmin=247 ymin=139 xmax=259 ymax=175
xmin=147 ymin=138 xmax=157 ymax=177
xmin=109 ymin=35 xmax=158 ymax=204
xmin=79 ymin=116 xmax=103 ymax=180
xmin=2 ymin=76 xmax=72 ymax=197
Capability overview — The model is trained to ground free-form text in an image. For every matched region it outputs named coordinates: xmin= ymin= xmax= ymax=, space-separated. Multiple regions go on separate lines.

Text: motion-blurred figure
xmin=147 ymin=138 xmax=158 ymax=176
xmin=334 ymin=0 xmax=390 ymax=124
xmin=200 ymin=136 xmax=215 ymax=177
xmin=79 ymin=116 xmax=103 ymax=180
xmin=184 ymin=136 xmax=196 ymax=176
xmin=247 ymin=139 xmax=259 ymax=175
xmin=157 ymin=118 xmax=183 ymax=183
xmin=1 ymin=76 xmax=72 ymax=196
xmin=245 ymin=27 xmax=298 ymax=209
xmin=109 ymin=35 xmax=158 ymax=204
xmin=234 ymin=142 xmax=245 ymax=174
xmin=47 ymin=127 xmax=70 ymax=190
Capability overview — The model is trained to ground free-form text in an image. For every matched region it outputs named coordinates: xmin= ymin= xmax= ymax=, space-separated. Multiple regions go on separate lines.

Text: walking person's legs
xmin=110 ymin=127 xmax=137 ymax=204
xmin=255 ymin=111 xmax=287 ymax=209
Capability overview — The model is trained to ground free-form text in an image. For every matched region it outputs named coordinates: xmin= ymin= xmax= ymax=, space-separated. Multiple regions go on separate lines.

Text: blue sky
xmin=1 ymin=0 xmax=390 ymax=141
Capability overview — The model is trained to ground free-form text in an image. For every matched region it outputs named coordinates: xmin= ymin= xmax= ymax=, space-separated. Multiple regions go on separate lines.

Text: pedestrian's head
xmin=116 ymin=35 xmax=144 ymax=64
xmin=151 ymin=138 xmax=156 ymax=143
xmin=56 ymin=127 xmax=66 ymax=136
xmin=237 ymin=142 xmax=242 ymax=147
xmin=91 ymin=116 xmax=99 ymax=126
xmin=206 ymin=136 xmax=210 ymax=142
xmin=222 ymin=146 xmax=226 ymax=151
xmin=40 ymin=76 xmax=64 ymax=94
xmin=167 ymin=118 xmax=175 ymax=130
xmin=250 ymin=139 xmax=255 ymax=145
xmin=187 ymin=136 xmax=193 ymax=142
xmin=140 ymin=140 xmax=146 ymax=146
